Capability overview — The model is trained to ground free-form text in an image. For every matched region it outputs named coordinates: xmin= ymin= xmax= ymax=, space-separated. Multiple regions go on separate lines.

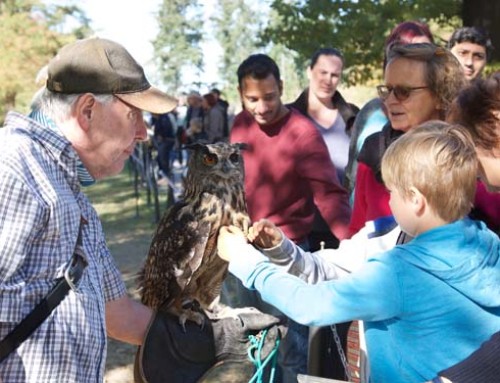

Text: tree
xmin=0 ymin=0 xmax=91 ymax=123
xmin=153 ymin=0 xmax=204 ymax=93
xmin=262 ymin=0 xmax=462 ymax=85
xmin=210 ymin=0 xmax=306 ymax=108
xmin=210 ymin=0 xmax=262 ymax=104
xmin=462 ymin=0 xmax=500 ymax=62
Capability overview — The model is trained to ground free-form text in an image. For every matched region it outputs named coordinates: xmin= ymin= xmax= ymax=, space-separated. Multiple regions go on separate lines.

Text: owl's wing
xmin=139 ymin=201 xmax=211 ymax=309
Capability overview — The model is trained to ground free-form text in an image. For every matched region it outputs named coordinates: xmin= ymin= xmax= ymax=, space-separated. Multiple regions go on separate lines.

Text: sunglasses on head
xmin=376 ymin=85 xmax=429 ymax=102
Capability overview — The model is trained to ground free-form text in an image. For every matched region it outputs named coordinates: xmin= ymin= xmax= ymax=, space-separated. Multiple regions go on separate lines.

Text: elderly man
xmin=0 ymin=37 xmax=176 ymax=382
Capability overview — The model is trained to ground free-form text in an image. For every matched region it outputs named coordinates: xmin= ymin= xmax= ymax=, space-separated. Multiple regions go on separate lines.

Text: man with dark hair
xmin=223 ymin=53 xmax=351 ymax=382
xmin=447 ymin=26 xmax=494 ymax=82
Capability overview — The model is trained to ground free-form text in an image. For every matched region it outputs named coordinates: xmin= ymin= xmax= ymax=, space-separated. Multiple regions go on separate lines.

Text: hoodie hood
xmin=397 ymin=218 xmax=500 ymax=307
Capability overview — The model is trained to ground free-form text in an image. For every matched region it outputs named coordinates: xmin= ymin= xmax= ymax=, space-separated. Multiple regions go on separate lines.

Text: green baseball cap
xmin=46 ymin=37 xmax=177 ymax=114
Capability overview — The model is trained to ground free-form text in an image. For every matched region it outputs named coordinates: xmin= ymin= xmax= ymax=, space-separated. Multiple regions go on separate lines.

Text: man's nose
xmin=136 ymin=118 xmax=148 ymax=141
xmin=464 ymin=54 xmax=473 ymax=66
xmin=255 ymin=100 xmax=269 ymax=114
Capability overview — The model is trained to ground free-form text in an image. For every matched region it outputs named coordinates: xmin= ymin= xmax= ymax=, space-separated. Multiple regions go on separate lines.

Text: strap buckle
xmin=64 ymin=252 xmax=88 ymax=292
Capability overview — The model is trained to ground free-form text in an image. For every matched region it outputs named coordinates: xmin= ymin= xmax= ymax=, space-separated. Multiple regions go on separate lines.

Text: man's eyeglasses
xmin=376 ymin=85 xmax=429 ymax=102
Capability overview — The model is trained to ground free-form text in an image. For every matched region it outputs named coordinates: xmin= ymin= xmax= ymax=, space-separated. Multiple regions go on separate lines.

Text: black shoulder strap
xmin=0 ymin=221 xmax=87 ymax=363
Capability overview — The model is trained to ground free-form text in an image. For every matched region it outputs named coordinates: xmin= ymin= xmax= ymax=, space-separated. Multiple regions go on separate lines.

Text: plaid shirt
xmin=0 ymin=112 xmax=127 ymax=382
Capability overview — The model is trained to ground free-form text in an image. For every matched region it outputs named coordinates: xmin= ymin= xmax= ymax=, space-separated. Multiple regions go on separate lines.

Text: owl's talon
xmin=178 ymin=307 xmax=205 ymax=330
xmin=179 ymin=317 xmax=187 ymax=333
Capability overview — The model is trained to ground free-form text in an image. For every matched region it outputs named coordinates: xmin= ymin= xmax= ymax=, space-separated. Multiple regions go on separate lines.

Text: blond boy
xmin=217 ymin=121 xmax=500 ymax=383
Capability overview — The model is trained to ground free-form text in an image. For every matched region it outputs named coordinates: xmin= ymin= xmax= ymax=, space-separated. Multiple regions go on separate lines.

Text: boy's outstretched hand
xmin=248 ymin=219 xmax=283 ymax=249
xmin=217 ymin=219 xmax=283 ymax=262
xmin=217 ymin=225 xmax=248 ymax=262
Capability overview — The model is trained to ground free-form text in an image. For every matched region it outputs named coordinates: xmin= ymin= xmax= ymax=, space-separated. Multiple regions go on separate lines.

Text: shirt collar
xmin=29 ymin=109 xmax=96 ymax=187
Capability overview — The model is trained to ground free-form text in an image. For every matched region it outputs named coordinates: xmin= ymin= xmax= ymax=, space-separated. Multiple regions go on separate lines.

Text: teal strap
xmin=247 ymin=329 xmax=281 ymax=383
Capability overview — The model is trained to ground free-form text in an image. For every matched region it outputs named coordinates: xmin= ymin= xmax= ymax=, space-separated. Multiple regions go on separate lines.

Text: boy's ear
xmin=409 ymin=186 xmax=426 ymax=216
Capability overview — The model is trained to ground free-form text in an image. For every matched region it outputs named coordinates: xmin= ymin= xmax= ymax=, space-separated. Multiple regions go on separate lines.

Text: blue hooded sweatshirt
xmin=229 ymin=218 xmax=500 ymax=382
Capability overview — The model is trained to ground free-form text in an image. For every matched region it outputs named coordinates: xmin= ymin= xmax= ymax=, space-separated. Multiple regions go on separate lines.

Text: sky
xmin=46 ymin=0 xmax=221 ymax=92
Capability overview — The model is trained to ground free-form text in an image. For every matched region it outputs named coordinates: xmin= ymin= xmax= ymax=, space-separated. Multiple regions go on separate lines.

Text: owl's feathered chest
xmin=139 ymin=142 xmax=250 ymax=312
xmin=185 ymin=183 xmax=247 ymax=229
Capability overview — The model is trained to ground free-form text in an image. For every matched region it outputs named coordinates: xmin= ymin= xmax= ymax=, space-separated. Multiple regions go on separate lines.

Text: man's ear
xmin=279 ymin=80 xmax=283 ymax=97
xmin=74 ymin=93 xmax=97 ymax=131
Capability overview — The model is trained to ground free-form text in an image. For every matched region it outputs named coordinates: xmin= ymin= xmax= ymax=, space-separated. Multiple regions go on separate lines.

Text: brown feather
xmin=138 ymin=142 xmax=250 ymax=317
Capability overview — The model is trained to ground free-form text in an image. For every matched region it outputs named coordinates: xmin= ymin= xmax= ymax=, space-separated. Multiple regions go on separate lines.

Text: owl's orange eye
xmin=203 ymin=154 xmax=218 ymax=166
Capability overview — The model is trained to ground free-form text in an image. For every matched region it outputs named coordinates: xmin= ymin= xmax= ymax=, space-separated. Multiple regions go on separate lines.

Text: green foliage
xmin=208 ymin=0 xmax=307 ymax=108
xmin=153 ymin=0 xmax=204 ymax=93
xmin=211 ymin=0 xmax=262 ymax=100
xmin=0 ymin=0 xmax=91 ymax=123
xmin=262 ymin=0 xmax=463 ymax=85
xmin=268 ymin=44 xmax=308 ymax=103
xmin=484 ymin=61 xmax=500 ymax=77
xmin=84 ymin=165 xmax=161 ymax=275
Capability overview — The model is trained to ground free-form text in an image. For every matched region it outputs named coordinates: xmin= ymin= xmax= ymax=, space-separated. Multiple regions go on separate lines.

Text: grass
xmin=83 ymin=162 xmax=169 ymax=292
xmin=84 ymin=162 xmax=173 ymax=382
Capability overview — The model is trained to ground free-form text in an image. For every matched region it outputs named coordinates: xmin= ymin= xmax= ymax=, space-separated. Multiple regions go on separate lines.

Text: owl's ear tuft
xmin=184 ymin=142 xmax=210 ymax=153
xmin=235 ymin=142 xmax=249 ymax=151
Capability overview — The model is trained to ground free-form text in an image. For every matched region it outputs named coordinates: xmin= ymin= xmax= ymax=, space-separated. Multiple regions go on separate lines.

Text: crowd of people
xmin=0 ymin=20 xmax=498 ymax=383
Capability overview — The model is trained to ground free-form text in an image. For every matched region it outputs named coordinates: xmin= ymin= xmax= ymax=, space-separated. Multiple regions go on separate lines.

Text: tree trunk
xmin=463 ymin=0 xmax=500 ymax=61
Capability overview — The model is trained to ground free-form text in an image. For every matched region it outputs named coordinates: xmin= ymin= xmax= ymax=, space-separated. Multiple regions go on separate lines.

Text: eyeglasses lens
xmin=377 ymin=86 xmax=411 ymax=101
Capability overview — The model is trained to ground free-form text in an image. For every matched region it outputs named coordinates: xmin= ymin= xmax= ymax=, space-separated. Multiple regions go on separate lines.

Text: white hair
xmin=31 ymin=88 xmax=114 ymax=124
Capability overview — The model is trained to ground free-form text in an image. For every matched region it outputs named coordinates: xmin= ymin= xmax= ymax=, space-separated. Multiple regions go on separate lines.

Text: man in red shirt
xmin=231 ymin=54 xmax=350 ymax=244
xmin=223 ymin=53 xmax=351 ymax=382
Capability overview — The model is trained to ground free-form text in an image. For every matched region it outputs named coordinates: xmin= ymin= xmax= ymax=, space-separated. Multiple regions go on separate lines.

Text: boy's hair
xmin=381 ymin=121 xmax=477 ymax=222
xmin=447 ymin=26 xmax=494 ymax=61
xmin=387 ymin=43 xmax=466 ymax=119
xmin=237 ymin=54 xmax=281 ymax=88
xmin=447 ymin=71 xmax=500 ymax=152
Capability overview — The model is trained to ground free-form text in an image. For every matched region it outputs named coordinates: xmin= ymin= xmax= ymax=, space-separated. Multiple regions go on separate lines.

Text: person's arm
xmin=0 ymin=173 xmax=45 ymax=323
xmin=106 ymin=295 xmax=153 ymax=345
xmin=218 ymin=226 xmax=401 ymax=327
xmin=433 ymin=331 xmax=500 ymax=383
xmin=95 ymin=212 xmax=152 ymax=346
xmin=250 ymin=217 xmax=399 ymax=283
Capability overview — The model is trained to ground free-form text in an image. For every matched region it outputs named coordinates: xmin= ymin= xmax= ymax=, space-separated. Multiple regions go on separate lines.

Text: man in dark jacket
xmin=211 ymin=88 xmax=230 ymax=138
xmin=151 ymin=112 xmax=176 ymax=177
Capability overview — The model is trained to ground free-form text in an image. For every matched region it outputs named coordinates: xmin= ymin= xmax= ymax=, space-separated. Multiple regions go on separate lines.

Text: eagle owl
xmin=139 ymin=142 xmax=250 ymax=327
